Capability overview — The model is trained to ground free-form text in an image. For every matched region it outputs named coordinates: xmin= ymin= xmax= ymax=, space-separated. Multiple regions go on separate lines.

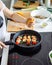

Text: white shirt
xmin=0 ymin=0 xmax=6 ymax=42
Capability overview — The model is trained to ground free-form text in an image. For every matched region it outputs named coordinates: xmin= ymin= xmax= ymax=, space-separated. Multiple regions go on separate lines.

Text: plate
xmin=31 ymin=8 xmax=51 ymax=23
xmin=49 ymin=50 xmax=52 ymax=64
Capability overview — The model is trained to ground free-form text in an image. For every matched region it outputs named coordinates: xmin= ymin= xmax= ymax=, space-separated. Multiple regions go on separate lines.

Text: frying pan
xmin=4 ymin=30 xmax=41 ymax=53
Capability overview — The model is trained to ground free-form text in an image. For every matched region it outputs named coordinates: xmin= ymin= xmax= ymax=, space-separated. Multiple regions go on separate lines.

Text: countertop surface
xmin=7 ymin=0 xmax=52 ymax=32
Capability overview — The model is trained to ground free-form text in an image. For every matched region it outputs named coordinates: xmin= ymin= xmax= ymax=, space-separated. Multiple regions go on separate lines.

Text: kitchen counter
xmin=7 ymin=0 xmax=52 ymax=32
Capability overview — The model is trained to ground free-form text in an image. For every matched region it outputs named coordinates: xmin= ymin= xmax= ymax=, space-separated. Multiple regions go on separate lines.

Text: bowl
xmin=49 ymin=50 xmax=52 ymax=64
xmin=31 ymin=9 xmax=51 ymax=23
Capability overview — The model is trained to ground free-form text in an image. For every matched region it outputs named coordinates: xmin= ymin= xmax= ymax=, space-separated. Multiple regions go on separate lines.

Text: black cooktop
xmin=7 ymin=32 xmax=52 ymax=65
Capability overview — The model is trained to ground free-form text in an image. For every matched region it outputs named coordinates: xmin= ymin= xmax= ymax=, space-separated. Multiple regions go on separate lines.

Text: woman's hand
xmin=11 ymin=12 xmax=27 ymax=23
xmin=0 ymin=41 xmax=7 ymax=49
xmin=26 ymin=17 xmax=35 ymax=27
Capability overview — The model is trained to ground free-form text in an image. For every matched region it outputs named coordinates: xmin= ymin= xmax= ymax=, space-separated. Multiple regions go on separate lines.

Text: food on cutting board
xmin=16 ymin=34 xmax=38 ymax=46
xmin=15 ymin=11 xmax=30 ymax=18
xmin=16 ymin=11 xmax=24 ymax=17
xmin=23 ymin=1 xmax=30 ymax=6
xmin=34 ymin=15 xmax=47 ymax=19
xmin=21 ymin=7 xmax=37 ymax=11
xmin=13 ymin=1 xmax=39 ymax=9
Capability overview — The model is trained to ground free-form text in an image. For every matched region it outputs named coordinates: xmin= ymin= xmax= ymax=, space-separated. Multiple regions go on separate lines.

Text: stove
xmin=7 ymin=32 xmax=52 ymax=65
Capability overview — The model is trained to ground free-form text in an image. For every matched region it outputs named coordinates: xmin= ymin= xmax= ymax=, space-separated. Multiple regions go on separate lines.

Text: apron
xmin=0 ymin=10 xmax=6 ymax=42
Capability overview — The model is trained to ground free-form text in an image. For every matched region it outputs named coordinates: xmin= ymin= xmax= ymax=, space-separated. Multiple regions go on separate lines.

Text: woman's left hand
xmin=0 ymin=41 xmax=7 ymax=49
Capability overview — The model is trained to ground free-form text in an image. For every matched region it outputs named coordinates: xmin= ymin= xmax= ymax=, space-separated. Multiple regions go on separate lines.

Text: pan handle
xmin=4 ymin=41 xmax=14 ymax=45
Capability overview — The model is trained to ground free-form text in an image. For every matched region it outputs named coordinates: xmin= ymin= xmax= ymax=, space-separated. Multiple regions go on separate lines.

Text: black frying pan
xmin=4 ymin=30 xmax=41 ymax=53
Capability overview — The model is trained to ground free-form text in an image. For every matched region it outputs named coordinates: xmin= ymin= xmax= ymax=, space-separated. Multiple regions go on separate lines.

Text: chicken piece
xmin=16 ymin=37 xmax=21 ymax=45
xmin=22 ymin=35 xmax=27 ymax=42
xmin=23 ymin=35 xmax=27 ymax=39
xmin=26 ymin=38 xmax=31 ymax=45
xmin=32 ymin=39 xmax=37 ymax=45
xmin=18 ymin=36 xmax=22 ymax=40
xmin=22 ymin=38 xmax=26 ymax=42
xmin=27 ymin=35 xmax=31 ymax=39
xmin=32 ymin=35 xmax=37 ymax=40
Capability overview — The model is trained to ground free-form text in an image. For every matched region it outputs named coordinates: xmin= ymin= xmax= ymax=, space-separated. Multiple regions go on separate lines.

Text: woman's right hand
xmin=26 ymin=17 xmax=35 ymax=27
xmin=0 ymin=41 xmax=7 ymax=49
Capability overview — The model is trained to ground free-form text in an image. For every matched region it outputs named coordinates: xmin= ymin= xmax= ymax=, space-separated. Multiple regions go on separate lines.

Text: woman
xmin=0 ymin=0 xmax=28 ymax=49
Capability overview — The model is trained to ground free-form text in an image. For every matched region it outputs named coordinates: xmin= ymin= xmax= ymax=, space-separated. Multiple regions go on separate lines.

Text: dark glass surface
xmin=7 ymin=32 xmax=52 ymax=65
xmin=21 ymin=58 xmax=44 ymax=65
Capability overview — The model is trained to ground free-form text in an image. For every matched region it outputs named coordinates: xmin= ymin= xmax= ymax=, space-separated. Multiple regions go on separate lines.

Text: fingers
xmin=0 ymin=41 xmax=7 ymax=49
xmin=11 ymin=12 xmax=27 ymax=23
xmin=26 ymin=17 xmax=35 ymax=27
xmin=0 ymin=45 xmax=2 ymax=49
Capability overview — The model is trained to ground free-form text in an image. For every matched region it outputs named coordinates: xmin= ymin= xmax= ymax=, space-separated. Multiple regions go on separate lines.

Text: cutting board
xmin=7 ymin=11 xmax=35 ymax=32
xmin=13 ymin=1 xmax=39 ymax=9
xmin=7 ymin=20 xmax=34 ymax=32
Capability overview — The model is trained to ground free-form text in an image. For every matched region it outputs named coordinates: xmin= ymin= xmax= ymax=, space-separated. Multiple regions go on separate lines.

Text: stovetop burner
xmin=21 ymin=58 xmax=43 ymax=65
xmin=7 ymin=32 xmax=52 ymax=65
